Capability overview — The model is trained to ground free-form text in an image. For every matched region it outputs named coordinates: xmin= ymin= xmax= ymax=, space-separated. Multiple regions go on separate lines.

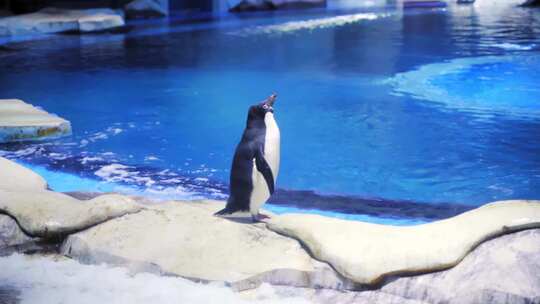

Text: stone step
xmin=0 ymin=99 xmax=71 ymax=143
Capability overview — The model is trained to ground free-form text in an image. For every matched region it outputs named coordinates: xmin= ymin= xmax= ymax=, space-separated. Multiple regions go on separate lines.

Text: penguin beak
xmin=264 ymin=93 xmax=277 ymax=109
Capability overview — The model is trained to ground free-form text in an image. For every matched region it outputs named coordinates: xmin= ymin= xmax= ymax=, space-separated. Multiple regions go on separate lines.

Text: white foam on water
xmin=94 ymin=163 xmax=133 ymax=183
xmin=28 ymin=164 xmax=118 ymax=193
xmin=0 ymin=254 xmax=309 ymax=304
xmin=0 ymin=146 xmax=41 ymax=158
xmin=79 ymin=139 xmax=89 ymax=147
xmin=230 ymin=13 xmax=390 ymax=36
xmin=92 ymin=163 xmax=216 ymax=197
xmin=15 ymin=162 xmax=417 ymax=225
xmin=91 ymin=162 xmax=219 ymax=200
xmin=81 ymin=126 xmax=125 ymax=145
xmin=493 ymin=43 xmax=535 ymax=51
xmin=106 ymin=126 xmax=124 ymax=135
xmin=81 ymin=156 xmax=104 ymax=164
xmin=88 ymin=132 xmax=109 ymax=142
xmin=48 ymin=152 xmax=70 ymax=160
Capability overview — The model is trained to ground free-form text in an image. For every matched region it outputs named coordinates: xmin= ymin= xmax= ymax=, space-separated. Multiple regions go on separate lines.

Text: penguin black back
xmin=215 ymin=94 xmax=278 ymax=219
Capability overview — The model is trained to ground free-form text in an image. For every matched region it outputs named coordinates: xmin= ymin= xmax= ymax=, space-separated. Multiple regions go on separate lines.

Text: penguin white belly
xmin=250 ymin=160 xmax=270 ymax=214
xmin=264 ymin=112 xmax=280 ymax=179
xmin=249 ymin=112 xmax=280 ymax=215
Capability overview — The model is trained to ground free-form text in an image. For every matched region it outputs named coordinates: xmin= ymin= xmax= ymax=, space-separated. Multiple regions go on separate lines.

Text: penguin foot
xmin=214 ymin=209 xmax=230 ymax=217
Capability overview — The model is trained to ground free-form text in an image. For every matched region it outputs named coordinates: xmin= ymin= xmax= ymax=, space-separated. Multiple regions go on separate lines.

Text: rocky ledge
xmin=0 ymin=8 xmax=125 ymax=36
xmin=0 ymin=99 xmax=71 ymax=143
xmin=0 ymin=157 xmax=142 ymax=240
xmin=61 ymin=200 xmax=349 ymax=290
xmin=243 ymin=229 xmax=540 ymax=304
xmin=229 ymin=0 xmax=326 ymax=12
xmin=1 ymin=156 xmax=540 ymax=303
xmin=124 ymin=0 xmax=168 ymax=19
xmin=268 ymin=201 xmax=540 ymax=285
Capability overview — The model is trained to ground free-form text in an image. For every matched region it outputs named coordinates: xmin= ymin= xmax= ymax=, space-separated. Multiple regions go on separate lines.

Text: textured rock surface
xmin=521 ymin=0 xmax=540 ymax=6
xmin=77 ymin=13 xmax=125 ymax=32
xmin=0 ymin=214 xmax=34 ymax=249
xmin=124 ymin=0 xmax=168 ymax=19
xmin=379 ymin=229 xmax=540 ymax=303
xmin=0 ymin=8 xmax=125 ymax=36
xmin=0 ymin=99 xmax=71 ymax=143
xmin=61 ymin=200 xmax=353 ymax=290
xmin=230 ymin=0 xmax=325 ymax=12
xmin=268 ymin=200 xmax=540 ymax=284
xmin=0 ymin=190 xmax=142 ymax=238
xmin=0 ymin=156 xmax=142 ymax=252
xmin=0 ymin=285 xmax=20 ymax=304
xmin=249 ymin=229 xmax=540 ymax=304
xmin=2 ymin=155 xmax=539 ymax=302
xmin=242 ymin=286 xmax=426 ymax=304
xmin=0 ymin=157 xmax=48 ymax=192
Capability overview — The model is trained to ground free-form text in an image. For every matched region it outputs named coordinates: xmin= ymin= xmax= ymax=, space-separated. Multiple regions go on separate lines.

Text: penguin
xmin=215 ymin=93 xmax=280 ymax=222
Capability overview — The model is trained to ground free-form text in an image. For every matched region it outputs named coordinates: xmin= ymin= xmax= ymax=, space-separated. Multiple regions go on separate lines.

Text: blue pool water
xmin=1 ymin=0 xmax=539 ymax=223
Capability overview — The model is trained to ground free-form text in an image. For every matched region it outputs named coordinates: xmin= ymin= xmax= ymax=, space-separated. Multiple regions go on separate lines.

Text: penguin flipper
xmin=255 ymin=148 xmax=275 ymax=195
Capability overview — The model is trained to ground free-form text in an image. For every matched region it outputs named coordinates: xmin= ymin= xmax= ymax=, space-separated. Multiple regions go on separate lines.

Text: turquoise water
xmin=1 ymin=0 xmax=539 ymax=223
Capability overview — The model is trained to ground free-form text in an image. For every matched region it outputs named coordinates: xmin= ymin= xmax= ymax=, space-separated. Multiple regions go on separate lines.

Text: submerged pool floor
xmin=1 ymin=0 xmax=539 ymax=224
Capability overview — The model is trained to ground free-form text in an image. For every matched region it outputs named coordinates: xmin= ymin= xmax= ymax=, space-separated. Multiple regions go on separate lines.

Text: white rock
xmin=267 ymin=200 xmax=540 ymax=285
xmin=260 ymin=229 xmax=540 ymax=304
xmin=246 ymin=286 xmax=428 ymax=304
xmin=0 ymin=214 xmax=34 ymax=248
xmin=379 ymin=229 xmax=540 ymax=303
xmin=0 ymin=99 xmax=71 ymax=143
xmin=124 ymin=0 xmax=168 ymax=19
xmin=0 ymin=253 xmax=312 ymax=304
xmin=0 ymin=157 xmax=48 ymax=192
xmin=0 ymin=189 xmax=143 ymax=238
xmin=3 ymin=155 xmax=539 ymax=302
xmin=61 ymin=200 xmax=351 ymax=290
xmin=0 ymin=157 xmax=142 ymax=244
xmin=77 ymin=11 xmax=125 ymax=33
xmin=0 ymin=8 xmax=125 ymax=36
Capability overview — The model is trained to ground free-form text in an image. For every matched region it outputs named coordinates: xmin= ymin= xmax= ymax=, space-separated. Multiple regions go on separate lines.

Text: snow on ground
xmin=0 ymin=254 xmax=309 ymax=304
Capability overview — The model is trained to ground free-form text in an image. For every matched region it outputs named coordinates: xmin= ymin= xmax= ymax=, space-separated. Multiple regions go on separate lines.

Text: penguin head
xmin=260 ymin=93 xmax=277 ymax=113
xmin=248 ymin=93 xmax=277 ymax=121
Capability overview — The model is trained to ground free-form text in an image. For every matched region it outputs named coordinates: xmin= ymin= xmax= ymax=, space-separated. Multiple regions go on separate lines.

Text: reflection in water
xmin=389 ymin=55 xmax=540 ymax=116
xmin=328 ymin=0 xmax=398 ymax=9
xmin=229 ymin=13 xmax=387 ymax=36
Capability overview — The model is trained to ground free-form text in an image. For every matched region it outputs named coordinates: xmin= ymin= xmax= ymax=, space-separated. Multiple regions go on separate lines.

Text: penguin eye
xmin=262 ymin=104 xmax=269 ymax=110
